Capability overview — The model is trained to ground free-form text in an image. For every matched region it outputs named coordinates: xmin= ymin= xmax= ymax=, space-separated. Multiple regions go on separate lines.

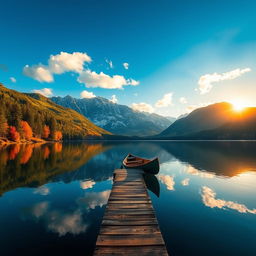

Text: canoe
xmin=122 ymin=154 xmax=160 ymax=174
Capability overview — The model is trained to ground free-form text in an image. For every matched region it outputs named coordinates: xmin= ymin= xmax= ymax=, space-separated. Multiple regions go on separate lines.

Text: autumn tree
xmin=8 ymin=126 xmax=20 ymax=142
xmin=55 ymin=131 xmax=63 ymax=141
xmin=20 ymin=121 xmax=33 ymax=140
xmin=42 ymin=125 xmax=50 ymax=139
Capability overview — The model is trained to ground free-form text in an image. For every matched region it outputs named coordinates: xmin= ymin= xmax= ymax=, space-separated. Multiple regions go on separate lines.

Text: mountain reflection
xmin=159 ymin=141 xmax=256 ymax=177
xmin=1 ymin=141 xmax=256 ymax=196
xmin=0 ymin=142 xmax=111 ymax=195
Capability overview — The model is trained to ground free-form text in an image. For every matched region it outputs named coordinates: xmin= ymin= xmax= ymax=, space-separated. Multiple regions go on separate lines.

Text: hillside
xmin=158 ymin=102 xmax=256 ymax=139
xmin=158 ymin=102 xmax=235 ymax=137
xmin=51 ymin=95 xmax=172 ymax=136
xmin=0 ymin=84 xmax=110 ymax=141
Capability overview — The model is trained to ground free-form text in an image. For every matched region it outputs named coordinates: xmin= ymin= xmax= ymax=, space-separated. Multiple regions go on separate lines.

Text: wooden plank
xmin=99 ymin=225 xmax=161 ymax=235
xmin=96 ymin=234 xmax=165 ymax=246
xmin=94 ymin=168 xmax=168 ymax=255
xmin=94 ymin=246 xmax=168 ymax=256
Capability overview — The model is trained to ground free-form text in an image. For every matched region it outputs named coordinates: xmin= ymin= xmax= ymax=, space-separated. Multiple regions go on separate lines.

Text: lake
xmin=0 ymin=141 xmax=256 ymax=256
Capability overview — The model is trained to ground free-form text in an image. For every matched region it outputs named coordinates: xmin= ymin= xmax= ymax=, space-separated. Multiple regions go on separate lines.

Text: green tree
xmin=0 ymin=108 xmax=7 ymax=137
xmin=49 ymin=117 xmax=57 ymax=139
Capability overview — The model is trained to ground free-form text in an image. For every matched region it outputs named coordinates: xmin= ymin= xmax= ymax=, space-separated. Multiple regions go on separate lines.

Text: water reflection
xmin=0 ymin=141 xmax=256 ymax=256
xmin=201 ymin=186 xmax=256 ymax=214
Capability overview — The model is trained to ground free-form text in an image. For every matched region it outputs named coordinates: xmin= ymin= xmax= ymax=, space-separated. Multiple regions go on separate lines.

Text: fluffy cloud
xmin=33 ymin=186 xmax=50 ymax=195
xmin=23 ymin=52 xmax=139 ymax=90
xmin=123 ymin=62 xmax=129 ymax=70
xmin=110 ymin=95 xmax=118 ymax=103
xmin=179 ymin=97 xmax=187 ymax=104
xmin=155 ymin=93 xmax=173 ymax=108
xmin=10 ymin=77 xmax=16 ymax=83
xmin=23 ymin=64 xmax=53 ymax=82
xmin=181 ymin=178 xmax=190 ymax=186
xmin=158 ymin=175 xmax=175 ymax=190
xmin=78 ymin=70 xmax=139 ymax=89
xmin=32 ymin=88 xmax=53 ymax=97
xmin=49 ymin=52 xmax=91 ymax=74
xmin=80 ymin=180 xmax=96 ymax=189
xmin=106 ymin=59 xmax=113 ymax=69
xmin=198 ymin=68 xmax=251 ymax=94
xmin=131 ymin=102 xmax=154 ymax=113
xmin=201 ymin=186 xmax=256 ymax=214
xmin=80 ymin=90 xmax=96 ymax=99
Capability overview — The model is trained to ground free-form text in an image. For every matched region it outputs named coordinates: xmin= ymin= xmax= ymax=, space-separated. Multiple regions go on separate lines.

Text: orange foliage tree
xmin=42 ymin=125 xmax=50 ymax=139
xmin=8 ymin=126 xmax=20 ymax=142
xmin=20 ymin=121 xmax=33 ymax=140
xmin=55 ymin=131 xmax=63 ymax=141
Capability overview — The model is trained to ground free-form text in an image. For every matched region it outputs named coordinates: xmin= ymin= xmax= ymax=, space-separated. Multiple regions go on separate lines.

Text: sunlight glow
xmin=230 ymin=100 xmax=248 ymax=112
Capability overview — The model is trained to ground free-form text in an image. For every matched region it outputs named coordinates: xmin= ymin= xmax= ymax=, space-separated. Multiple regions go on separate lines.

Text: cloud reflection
xmin=187 ymin=166 xmax=215 ymax=179
xmin=80 ymin=180 xmax=96 ymax=190
xmin=158 ymin=175 xmax=175 ymax=190
xmin=33 ymin=186 xmax=50 ymax=195
xmin=201 ymin=186 xmax=256 ymax=214
xmin=77 ymin=190 xmax=111 ymax=209
xmin=181 ymin=178 xmax=190 ymax=186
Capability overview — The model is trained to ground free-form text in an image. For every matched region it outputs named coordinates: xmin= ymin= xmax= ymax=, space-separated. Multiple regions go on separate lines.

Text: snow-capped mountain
xmin=51 ymin=96 xmax=173 ymax=136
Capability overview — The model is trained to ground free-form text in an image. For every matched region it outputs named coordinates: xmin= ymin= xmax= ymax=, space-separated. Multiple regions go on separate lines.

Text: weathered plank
xmin=94 ymin=168 xmax=168 ymax=255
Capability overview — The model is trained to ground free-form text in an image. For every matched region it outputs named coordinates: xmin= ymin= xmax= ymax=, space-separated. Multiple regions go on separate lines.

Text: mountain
xmin=158 ymin=102 xmax=235 ymax=137
xmin=158 ymin=102 xmax=256 ymax=139
xmin=51 ymin=96 xmax=173 ymax=136
xmin=0 ymin=84 xmax=110 ymax=140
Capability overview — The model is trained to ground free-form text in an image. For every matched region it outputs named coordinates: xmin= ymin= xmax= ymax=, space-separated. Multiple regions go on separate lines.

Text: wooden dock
xmin=94 ymin=168 xmax=168 ymax=256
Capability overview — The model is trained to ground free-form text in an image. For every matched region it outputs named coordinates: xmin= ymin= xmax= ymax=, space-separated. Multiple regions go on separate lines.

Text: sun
xmin=231 ymin=100 xmax=247 ymax=112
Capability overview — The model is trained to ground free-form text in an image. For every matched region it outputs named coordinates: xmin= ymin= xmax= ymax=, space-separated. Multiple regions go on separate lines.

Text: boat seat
xmin=126 ymin=160 xmax=143 ymax=164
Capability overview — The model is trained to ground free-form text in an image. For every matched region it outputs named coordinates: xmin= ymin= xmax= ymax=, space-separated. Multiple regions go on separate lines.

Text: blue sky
xmin=1 ymin=0 xmax=256 ymax=117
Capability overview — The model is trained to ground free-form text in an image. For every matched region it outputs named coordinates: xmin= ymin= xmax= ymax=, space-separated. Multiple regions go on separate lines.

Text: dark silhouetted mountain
xmin=158 ymin=102 xmax=235 ymax=137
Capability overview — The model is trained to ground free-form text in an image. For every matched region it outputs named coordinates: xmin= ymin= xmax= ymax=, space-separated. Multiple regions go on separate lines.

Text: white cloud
xmin=106 ymin=59 xmax=113 ymax=69
xmin=155 ymin=93 xmax=173 ymax=108
xmin=110 ymin=95 xmax=118 ymax=103
xmin=186 ymin=102 xmax=212 ymax=113
xmin=10 ymin=77 xmax=16 ymax=83
xmin=80 ymin=180 xmax=96 ymax=189
xmin=80 ymin=90 xmax=96 ymax=99
xmin=33 ymin=186 xmax=50 ymax=195
xmin=158 ymin=175 xmax=175 ymax=190
xmin=23 ymin=64 xmax=53 ymax=82
xmin=49 ymin=52 xmax=91 ymax=74
xmin=123 ymin=62 xmax=129 ymax=70
xmin=179 ymin=97 xmax=187 ymax=104
xmin=181 ymin=178 xmax=190 ymax=186
xmin=77 ymin=190 xmax=111 ymax=209
xmin=78 ymin=70 xmax=139 ymax=89
xmin=32 ymin=88 xmax=53 ymax=97
xmin=198 ymin=68 xmax=251 ymax=94
xmin=201 ymin=186 xmax=256 ymax=214
xmin=131 ymin=102 xmax=154 ymax=113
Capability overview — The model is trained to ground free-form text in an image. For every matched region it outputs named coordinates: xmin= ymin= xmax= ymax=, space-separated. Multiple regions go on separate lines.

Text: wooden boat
xmin=122 ymin=154 xmax=159 ymax=174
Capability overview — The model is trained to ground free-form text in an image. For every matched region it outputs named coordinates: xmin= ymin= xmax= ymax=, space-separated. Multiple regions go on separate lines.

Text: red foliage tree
xmin=8 ymin=126 xmax=20 ymax=142
xmin=42 ymin=125 xmax=50 ymax=139
xmin=20 ymin=121 xmax=33 ymax=140
xmin=55 ymin=131 xmax=63 ymax=141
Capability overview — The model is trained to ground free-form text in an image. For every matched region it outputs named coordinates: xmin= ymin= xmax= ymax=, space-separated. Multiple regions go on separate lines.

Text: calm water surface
xmin=0 ymin=141 xmax=256 ymax=256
